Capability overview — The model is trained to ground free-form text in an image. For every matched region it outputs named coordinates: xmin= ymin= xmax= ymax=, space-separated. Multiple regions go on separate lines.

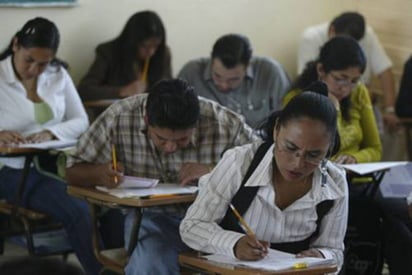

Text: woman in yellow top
xmin=284 ymin=36 xmax=381 ymax=164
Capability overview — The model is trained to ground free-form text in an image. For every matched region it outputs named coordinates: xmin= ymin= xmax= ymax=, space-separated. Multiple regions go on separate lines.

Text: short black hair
xmin=211 ymin=34 xmax=252 ymax=68
xmin=146 ymin=79 xmax=200 ymax=130
xmin=331 ymin=12 xmax=366 ymax=41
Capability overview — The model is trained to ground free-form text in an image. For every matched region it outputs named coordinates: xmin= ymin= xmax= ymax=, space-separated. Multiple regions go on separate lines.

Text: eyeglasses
xmin=276 ymin=141 xmax=325 ymax=166
xmin=329 ymin=73 xmax=359 ymax=88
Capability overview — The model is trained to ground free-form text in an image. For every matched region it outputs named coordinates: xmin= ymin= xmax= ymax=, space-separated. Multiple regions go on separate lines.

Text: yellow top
xmin=282 ymin=84 xmax=382 ymax=163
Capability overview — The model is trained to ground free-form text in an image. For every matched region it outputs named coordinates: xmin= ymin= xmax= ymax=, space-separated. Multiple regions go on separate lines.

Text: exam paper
xmin=205 ymin=248 xmax=335 ymax=271
xmin=17 ymin=139 xmax=77 ymax=150
xmin=341 ymin=161 xmax=408 ymax=175
xmin=117 ymin=176 xmax=159 ymax=189
xmin=96 ymin=183 xmax=198 ymax=198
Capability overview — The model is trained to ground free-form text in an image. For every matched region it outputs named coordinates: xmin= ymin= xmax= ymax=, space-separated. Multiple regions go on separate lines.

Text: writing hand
xmin=234 ymin=235 xmax=269 ymax=261
xmin=0 ymin=130 xmax=25 ymax=145
xmin=25 ymin=130 xmax=55 ymax=143
xmin=98 ymin=162 xmax=124 ymax=189
xmin=296 ymin=248 xmax=323 ymax=258
xmin=119 ymin=80 xmax=147 ymax=97
xmin=179 ymin=162 xmax=211 ymax=186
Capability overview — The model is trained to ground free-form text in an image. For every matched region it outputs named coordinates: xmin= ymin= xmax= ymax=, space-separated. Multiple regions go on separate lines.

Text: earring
xmin=320 ymin=159 xmax=327 ymax=187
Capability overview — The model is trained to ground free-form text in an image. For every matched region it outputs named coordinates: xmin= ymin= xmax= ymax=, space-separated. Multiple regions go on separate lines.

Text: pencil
xmin=229 ymin=204 xmax=256 ymax=238
xmin=111 ymin=144 xmax=118 ymax=184
xmin=140 ymin=58 xmax=150 ymax=84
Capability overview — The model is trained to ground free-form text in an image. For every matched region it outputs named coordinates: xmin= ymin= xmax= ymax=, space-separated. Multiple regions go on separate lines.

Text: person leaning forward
xmin=66 ymin=78 xmax=258 ymax=275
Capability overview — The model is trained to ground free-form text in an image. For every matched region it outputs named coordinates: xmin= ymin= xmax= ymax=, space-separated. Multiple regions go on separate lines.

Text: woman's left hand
xmin=25 ymin=130 xmax=55 ymax=143
xmin=335 ymin=154 xmax=357 ymax=164
xmin=296 ymin=248 xmax=324 ymax=258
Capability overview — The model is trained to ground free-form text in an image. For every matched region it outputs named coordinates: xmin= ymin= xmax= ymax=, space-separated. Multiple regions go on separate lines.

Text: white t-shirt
xmin=297 ymin=23 xmax=392 ymax=84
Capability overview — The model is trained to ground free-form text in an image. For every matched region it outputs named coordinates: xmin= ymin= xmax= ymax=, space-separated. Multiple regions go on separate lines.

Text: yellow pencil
xmin=111 ymin=144 xmax=118 ymax=184
xmin=140 ymin=58 xmax=150 ymax=84
xmin=229 ymin=204 xmax=256 ymax=238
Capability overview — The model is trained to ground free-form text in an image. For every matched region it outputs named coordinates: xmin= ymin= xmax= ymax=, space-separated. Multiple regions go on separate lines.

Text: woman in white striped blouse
xmin=180 ymin=82 xmax=348 ymax=273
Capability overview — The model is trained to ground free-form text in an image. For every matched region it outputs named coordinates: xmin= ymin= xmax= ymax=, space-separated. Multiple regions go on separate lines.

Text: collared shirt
xmin=67 ymin=94 xmax=258 ymax=183
xmin=297 ymin=23 xmax=392 ymax=84
xmin=177 ymin=57 xmax=290 ymax=128
xmin=0 ymin=56 xmax=89 ymax=169
xmin=180 ymin=142 xmax=348 ymax=272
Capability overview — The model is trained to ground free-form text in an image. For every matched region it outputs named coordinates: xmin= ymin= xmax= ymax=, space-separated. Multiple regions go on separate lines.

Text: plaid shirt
xmin=67 ymin=94 xmax=258 ymax=183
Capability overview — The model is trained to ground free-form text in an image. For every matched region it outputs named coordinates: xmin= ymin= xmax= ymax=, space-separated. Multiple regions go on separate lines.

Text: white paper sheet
xmin=204 ymin=248 xmax=335 ymax=271
xmin=96 ymin=183 xmax=198 ymax=198
xmin=340 ymin=161 xmax=408 ymax=175
xmin=117 ymin=176 xmax=159 ymax=189
xmin=17 ymin=139 xmax=77 ymax=150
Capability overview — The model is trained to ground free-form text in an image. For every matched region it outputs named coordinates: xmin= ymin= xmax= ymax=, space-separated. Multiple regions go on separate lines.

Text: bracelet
xmin=385 ymin=106 xmax=395 ymax=113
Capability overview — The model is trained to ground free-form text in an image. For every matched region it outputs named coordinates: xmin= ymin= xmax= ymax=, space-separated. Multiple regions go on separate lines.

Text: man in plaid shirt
xmin=66 ymin=79 xmax=258 ymax=275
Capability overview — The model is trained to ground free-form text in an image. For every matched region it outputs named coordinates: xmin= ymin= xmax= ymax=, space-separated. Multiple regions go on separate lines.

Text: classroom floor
xmin=0 ymin=238 xmax=83 ymax=271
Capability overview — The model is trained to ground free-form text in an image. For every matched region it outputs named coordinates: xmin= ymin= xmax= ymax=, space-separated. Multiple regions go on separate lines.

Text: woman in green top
xmin=284 ymin=36 xmax=381 ymax=164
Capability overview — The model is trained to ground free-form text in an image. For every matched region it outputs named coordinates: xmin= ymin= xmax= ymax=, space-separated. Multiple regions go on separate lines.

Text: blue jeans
xmin=0 ymin=166 xmax=101 ymax=275
xmin=124 ymin=211 xmax=190 ymax=275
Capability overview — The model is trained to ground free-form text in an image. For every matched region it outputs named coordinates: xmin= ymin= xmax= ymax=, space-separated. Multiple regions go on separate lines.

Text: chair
xmin=0 ymin=199 xmax=72 ymax=258
xmin=0 ymin=149 xmax=72 ymax=258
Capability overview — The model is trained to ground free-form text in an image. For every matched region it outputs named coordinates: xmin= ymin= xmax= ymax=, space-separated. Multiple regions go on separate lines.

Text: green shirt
xmin=283 ymin=84 xmax=382 ymax=163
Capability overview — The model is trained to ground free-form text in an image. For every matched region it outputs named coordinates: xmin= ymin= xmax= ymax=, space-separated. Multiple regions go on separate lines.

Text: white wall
xmin=0 ymin=0 xmax=353 ymax=83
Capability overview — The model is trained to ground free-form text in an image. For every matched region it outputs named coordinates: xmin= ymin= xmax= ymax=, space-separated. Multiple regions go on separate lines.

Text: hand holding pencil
xmin=230 ymin=204 xmax=268 ymax=260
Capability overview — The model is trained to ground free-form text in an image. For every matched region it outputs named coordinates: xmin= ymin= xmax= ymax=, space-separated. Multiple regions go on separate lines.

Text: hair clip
xmin=24 ymin=27 xmax=36 ymax=35
xmin=320 ymin=159 xmax=327 ymax=187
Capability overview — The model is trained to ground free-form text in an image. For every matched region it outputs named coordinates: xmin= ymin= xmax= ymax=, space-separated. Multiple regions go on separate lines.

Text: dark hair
xmin=112 ymin=10 xmax=168 ymax=87
xmin=211 ymin=34 xmax=252 ymax=68
xmin=0 ymin=257 xmax=84 ymax=275
xmin=292 ymin=35 xmax=366 ymax=121
xmin=146 ymin=79 xmax=200 ymax=130
xmin=331 ymin=11 xmax=366 ymax=41
xmin=259 ymin=81 xmax=340 ymax=157
xmin=0 ymin=17 xmax=66 ymax=68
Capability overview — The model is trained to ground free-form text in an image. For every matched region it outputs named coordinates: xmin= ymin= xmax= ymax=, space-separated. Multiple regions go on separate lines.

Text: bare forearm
xmin=66 ymin=163 xmax=102 ymax=187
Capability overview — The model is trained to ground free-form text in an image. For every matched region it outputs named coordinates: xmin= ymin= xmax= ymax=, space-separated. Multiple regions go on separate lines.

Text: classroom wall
xmin=0 ymin=0 xmax=352 ymax=83
xmin=354 ymin=0 xmax=412 ymax=93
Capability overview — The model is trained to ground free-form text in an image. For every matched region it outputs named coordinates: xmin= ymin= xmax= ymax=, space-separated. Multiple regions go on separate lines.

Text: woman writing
xmin=284 ymin=35 xmax=381 ymax=164
xmin=180 ymin=84 xmax=348 ymax=272
xmin=0 ymin=18 xmax=99 ymax=274
xmin=78 ymin=10 xmax=172 ymax=100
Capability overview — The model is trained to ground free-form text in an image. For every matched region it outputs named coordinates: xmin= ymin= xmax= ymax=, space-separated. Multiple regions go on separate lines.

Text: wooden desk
xmin=400 ymin=118 xmax=412 ymax=161
xmin=0 ymin=146 xmax=45 ymax=215
xmin=179 ymin=252 xmax=337 ymax=275
xmin=0 ymin=146 xmax=70 ymax=256
xmin=67 ymin=185 xmax=196 ymax=274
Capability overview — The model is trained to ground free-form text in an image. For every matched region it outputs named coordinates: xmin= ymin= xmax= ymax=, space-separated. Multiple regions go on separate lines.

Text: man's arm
xmin=378 ymin=68 xmax=399 ymax=131
xmin=66 ymin=162 xmax=122 ymax=189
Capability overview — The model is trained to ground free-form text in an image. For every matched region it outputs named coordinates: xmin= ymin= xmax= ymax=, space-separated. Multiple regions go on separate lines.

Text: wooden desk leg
xmin=11 ymin=154 xmax=34 ymax=217
xmin=127 ymin=208 xmax=142 ymax=256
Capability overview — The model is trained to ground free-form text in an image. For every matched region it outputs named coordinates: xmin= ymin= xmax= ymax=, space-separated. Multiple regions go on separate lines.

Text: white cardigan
xmin=0 ymin=56 xmax=89 ymax=168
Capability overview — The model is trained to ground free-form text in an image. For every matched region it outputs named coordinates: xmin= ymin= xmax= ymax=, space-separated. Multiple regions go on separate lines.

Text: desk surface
xmin=67 ymin=185 xmax=196 ymax=208
xmin=179 ymin=252 xmax=337 ymax=275
xmin=0 ymin=146 xmax=41 ymax=155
